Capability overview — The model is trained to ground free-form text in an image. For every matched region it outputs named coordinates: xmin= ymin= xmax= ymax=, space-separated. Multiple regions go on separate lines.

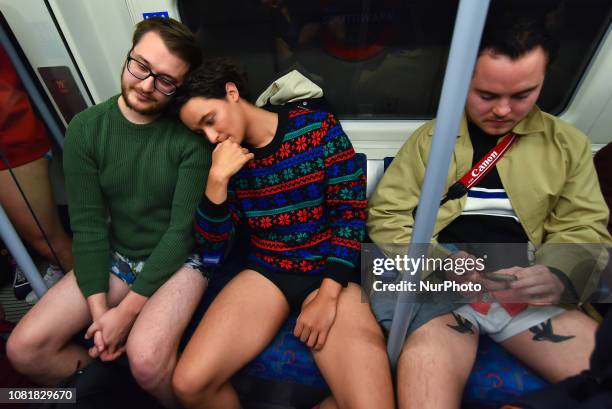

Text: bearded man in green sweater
xmin=7 ymin=17 xmax=212 ymax=408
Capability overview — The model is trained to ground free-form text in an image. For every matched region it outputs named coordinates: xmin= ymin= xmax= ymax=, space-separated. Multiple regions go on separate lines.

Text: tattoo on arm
xmin=447 ymin=312 xmax=475 ymax=334
xmin=529 ymin=319 xmax=575 ymax=343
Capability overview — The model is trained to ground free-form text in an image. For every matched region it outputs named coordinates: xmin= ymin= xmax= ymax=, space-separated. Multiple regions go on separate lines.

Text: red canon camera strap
xmin=460 ymin=132 xmax=517 ymax=189
xmin=441 ymin=132 xmax=518 ymax=204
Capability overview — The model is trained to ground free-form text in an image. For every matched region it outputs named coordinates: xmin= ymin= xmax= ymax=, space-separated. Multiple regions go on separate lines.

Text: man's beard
xmin=121 ymin=83 xmax=166 ymax=116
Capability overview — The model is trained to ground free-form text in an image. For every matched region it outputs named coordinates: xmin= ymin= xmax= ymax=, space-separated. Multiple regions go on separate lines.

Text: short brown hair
xmin=132 ymin=17 xmax=202 ymax=71
xmin=479 ymin=16 xmax=558 ymax=69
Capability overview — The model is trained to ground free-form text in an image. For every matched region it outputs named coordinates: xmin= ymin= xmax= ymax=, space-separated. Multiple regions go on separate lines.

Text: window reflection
xmin=179 ymin=0 xmax=612 ymax=118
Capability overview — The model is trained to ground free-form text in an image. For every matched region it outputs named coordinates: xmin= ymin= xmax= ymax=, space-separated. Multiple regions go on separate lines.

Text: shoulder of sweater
xmin=164 ymin=118 xmax=212 ymax=150
xmin=285 ymin=106 xmax=335 ymax=121
xmin=157 ymin=118 xmax=213 ymax=161
xmin=64 ymin=98 xmax=122 ymax=153
xmin=67 ymin=96 xmax=118 ymax=129
xmin=161 ymin=114 xmax=199 ymax=136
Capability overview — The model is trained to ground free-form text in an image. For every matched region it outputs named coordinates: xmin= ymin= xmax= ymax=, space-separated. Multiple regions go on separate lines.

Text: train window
xmin=178 ymin=0 xmax=612 ymax=119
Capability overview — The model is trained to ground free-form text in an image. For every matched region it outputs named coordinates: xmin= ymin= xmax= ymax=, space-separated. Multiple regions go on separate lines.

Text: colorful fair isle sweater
xmin=195 ymin=107 xmax=366 ymax=286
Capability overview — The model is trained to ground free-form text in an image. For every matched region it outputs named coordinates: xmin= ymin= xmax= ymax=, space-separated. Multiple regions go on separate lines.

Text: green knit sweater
xmin=63 ymin=96 xmax=211 ymax=297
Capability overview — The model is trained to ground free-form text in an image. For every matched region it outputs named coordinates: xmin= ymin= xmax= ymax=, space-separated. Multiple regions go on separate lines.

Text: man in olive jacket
xmin=367 ymin=18 xmax=612 ymax=409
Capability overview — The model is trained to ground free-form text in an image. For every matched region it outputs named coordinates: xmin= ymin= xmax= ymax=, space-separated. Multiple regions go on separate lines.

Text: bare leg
xmin=309 ymin=283 xmax=395 ymax=409
xmin=0 ymin=158 xmax=73 ymax=270
xmin=397 ymin=312 xmax=479 ymax=409
xmin=7 ymin=271 xmax=129 ymax=385
xmin=125 ymin=266 xmax=207 ymax=409
xmin=500 ymin=309 xmax=597 ymax=382
xmin=172 ymin=269 xmax=290 ymax=409
xmin=317 ymin=396 xmax=339 ymax=409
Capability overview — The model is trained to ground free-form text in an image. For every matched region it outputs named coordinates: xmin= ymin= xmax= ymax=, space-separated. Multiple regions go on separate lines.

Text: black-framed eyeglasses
xmin=125 ymin=55 xmax=178 ymax=96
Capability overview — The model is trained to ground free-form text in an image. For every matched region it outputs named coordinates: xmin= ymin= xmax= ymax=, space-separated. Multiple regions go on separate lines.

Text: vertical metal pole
xmin=387 ymin=0 xmax=490 ymax=365
xmin=0 ymin=205 xmax=47 ymax=297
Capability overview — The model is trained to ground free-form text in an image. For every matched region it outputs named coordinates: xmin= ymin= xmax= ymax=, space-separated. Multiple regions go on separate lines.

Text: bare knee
xmin=127 ymin=347 xmax=174 ymax=392
xmin=6 ymin=330 xmax=33 ymax=373
xmin=172 ymin=364 xmax=216 ymax=408
xmin=7 ymin=324 xmax=53 ymax=375
xmin=172 ymin=367 xmax=199 ymax=406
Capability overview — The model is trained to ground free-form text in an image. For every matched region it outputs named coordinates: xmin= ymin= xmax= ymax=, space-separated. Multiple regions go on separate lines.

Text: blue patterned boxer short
xmin=110 ymin=251 xmax=209 ymax=286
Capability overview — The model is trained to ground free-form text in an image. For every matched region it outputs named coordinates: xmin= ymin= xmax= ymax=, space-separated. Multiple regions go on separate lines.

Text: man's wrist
xmin=118 ymin=291 xmax=148 ymax=317
xmin=87 ymin=293 xmax=108 ymax=320
xmin=318 ymin=278 xmax=342 ymax=300
xmin=544 ymin=265 xmax=578 ymax=302
xmin=205 ymin=169 xmax=231 ymax=204
xmin=208 ymin=168 xmax=231 ymax=186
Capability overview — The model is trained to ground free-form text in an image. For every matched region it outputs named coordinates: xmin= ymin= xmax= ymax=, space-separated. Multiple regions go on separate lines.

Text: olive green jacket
xmin=367 ymin=106 xmax=612 ymax=300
